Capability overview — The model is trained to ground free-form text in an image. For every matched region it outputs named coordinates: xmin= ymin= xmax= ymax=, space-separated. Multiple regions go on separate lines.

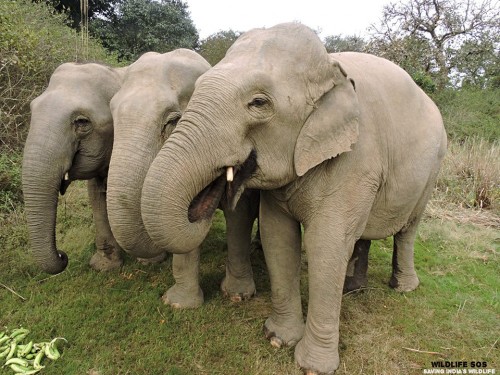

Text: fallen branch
xmin=402 ymin=347 xmax=445 ymax=356
xmin=0 ymin=282 xmax=26 ymax=301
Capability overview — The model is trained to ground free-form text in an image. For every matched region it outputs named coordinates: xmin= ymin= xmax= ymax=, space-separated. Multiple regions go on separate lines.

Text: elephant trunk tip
xmin=39 ymin=250 xmax=69 ymax=274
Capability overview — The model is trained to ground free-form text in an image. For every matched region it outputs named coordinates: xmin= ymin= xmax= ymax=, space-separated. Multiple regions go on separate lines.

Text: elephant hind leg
xmin=389 ymin=219 xmax=420 ymax=292
xmin=343 ymin=239 xmax=371 ymax=294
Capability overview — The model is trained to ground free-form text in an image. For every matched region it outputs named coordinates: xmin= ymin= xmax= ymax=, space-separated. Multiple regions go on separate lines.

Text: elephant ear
xmin=294 ymin=57 xmax=360 ymax=177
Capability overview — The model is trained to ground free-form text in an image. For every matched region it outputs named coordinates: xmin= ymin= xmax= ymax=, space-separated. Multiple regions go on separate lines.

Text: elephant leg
xmin=87 ymin=178 xmax=123 ymax=271
xmin=220 ymin=189 xmax=259 ymax=301
xmin=294 ymin=220 xmax=355 ymax=375
xmin=389 ymin=222 xmax=420 ymax=292
xmin=343 ymin=239 xmax=370 ymax=293
xmin=163 ymin=248 xmax=204 ymax=308
xmin=260 ymin=191 xmax=304 ymax=347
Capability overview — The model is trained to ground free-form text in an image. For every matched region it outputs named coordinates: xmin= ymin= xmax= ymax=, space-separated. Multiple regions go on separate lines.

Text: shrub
xmin=0 ymin=152 xmax=23 ymax=214
xmin=433 ymin=88 xmax=500 ymax=143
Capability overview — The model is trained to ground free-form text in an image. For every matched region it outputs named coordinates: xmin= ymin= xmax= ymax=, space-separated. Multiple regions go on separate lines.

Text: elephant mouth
xmin=188 ymin=149 xmax=257 ymax=223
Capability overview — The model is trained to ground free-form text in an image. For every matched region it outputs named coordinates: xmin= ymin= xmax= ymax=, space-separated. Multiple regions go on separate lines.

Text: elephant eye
xmin=73 ymin=115 xmax=92 ymax=134
xmin=165 ymin=113 xmax=181 ymax=126
xmin=248 ymin=97 xmax=269 ymax=108
xmin=161 ymin=112 xmax=181 ymax=139
xmin=247 ymin=95 xmax=274 ymax=121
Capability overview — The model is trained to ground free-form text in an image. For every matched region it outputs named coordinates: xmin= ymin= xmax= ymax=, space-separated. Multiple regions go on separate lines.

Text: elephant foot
xmin=136 ymin=252 xmax=167 ymax=265
xmin=263 ymin=316 xmax=304 ymax=348
xmin=89 ymin=249 xmax=123 ymax=271
xmin=162 ymin=283 xmax=204 ymax=309
xmin=295 ymin=336 xmax=339 ymax=375
xmin=389 ymin=272 xmax=420 ymax=292
xmin=342 ymin=275 xmax=368 ymax=294
xmin=220 ymin=273 xmax=256 ymax=302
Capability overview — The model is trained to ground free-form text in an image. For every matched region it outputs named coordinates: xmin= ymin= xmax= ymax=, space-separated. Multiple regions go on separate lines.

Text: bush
xmin=412 ymin=71 xmax=437 ymax=94
xmin=0 ymin=0 xmax=120 ymax=153
xmin=0 ymin=152 xmax=23 ymax=214
xmin=433 ymin=88 xmax=500 ymax=143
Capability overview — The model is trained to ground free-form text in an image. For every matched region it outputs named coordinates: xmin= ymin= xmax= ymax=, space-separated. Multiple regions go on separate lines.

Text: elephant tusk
xmin=64 ymin=172 xmax=69 ymax=181
xmin=226 ymin=167 xmax=234 ymax=182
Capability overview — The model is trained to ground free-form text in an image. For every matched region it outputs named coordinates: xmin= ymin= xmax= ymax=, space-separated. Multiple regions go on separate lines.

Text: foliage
xmin=0 ymin=0 xmax=120 ymax=153
xmin=198 ymin=30 xmax=241 ymax=66
xmin=0 ymin=152 xmax=23 ymax=215
xmin=90 ymin=0 xmax=199 ymax=62
xmin=412 ymin=70 xmax=438 ymax=93
xmin=433 ymin=88 xmax=500 ymax=142
xmin=368 ymin=0 xmax=500 ymax=88
xmin=33 ymin=0 xmax=122 ymax=29
xmin=323 ymin=34 xmax=366 ymax=53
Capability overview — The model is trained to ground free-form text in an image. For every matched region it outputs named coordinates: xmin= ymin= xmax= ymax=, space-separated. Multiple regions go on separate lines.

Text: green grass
xmin=1 ymin=182 xmax=498 ymax=374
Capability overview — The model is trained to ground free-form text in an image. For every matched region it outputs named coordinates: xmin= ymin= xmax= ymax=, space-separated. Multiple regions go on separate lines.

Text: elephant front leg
xmin=220 ymin=189 xmax=259 ymax=301
xmin=260 ymin=192 xmax=304 ymax=347
xmin=343 ymin=239 xmax=370 ymax=293
xmin=294 ymin=222 xmax=355 ymax=375
xmin=163 ymin=248 xmax=204 ymax=308
xmin=87 ymin=178 xmax=124 ymax=271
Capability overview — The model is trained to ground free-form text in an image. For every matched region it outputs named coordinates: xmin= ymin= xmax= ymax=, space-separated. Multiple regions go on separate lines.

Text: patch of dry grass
xmin=433 ymin=138 xmax=500 ymax=216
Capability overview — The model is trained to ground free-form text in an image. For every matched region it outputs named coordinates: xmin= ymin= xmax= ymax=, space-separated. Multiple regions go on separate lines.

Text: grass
xmin=1 ymin=181 xmax=499 ymax=375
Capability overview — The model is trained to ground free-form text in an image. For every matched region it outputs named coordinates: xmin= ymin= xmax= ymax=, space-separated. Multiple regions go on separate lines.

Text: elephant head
xmin=22 ymin=63 xmax=124 ymax=274
xmin=141 ymin=23 xmax=359 ymax=253
xmin=107 ymin=50 xmax=210 ymax=258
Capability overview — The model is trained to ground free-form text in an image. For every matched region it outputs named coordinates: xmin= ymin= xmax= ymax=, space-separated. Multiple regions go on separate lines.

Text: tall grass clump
xmin=431 ymin=138 xmax=500 ymax=224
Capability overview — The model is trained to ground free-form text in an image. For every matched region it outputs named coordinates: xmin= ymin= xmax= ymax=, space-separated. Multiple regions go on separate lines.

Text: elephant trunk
xmin=141 ymin=121 xmax=222 ymax=254
xmin=107 ymin=113 xmax=164 ymax=258
xmin=22 ymin=126 xmax=71 ymax=274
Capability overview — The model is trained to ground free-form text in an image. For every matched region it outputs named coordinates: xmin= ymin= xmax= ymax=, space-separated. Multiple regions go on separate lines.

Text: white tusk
xmin=64 ymin=172 xmax=69 ymax=181
xmin=226 ymin=167 xmax=234 ymax=182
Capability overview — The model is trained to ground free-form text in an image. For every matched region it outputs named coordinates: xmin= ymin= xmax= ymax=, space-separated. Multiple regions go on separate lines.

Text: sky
xmin=184 ymin=0 xmax=393 ymax=40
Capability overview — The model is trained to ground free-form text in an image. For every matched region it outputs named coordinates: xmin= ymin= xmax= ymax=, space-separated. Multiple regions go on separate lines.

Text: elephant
xmin=22 ymin=62 xmax=126 ymax=274
xmin=106 ymin=49 xmax=260 ymax=308
xmin=140 ymin=23 xmax=447 ymax=374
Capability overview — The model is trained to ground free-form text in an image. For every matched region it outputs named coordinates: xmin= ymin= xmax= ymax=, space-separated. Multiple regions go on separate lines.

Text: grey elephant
xmin=140 ymin=23 xmax=447 ymax=374
xmin=106 ymin=49 xmax=260 ymax=308
xmin=22 ymin=62 xmax=126 ymax=274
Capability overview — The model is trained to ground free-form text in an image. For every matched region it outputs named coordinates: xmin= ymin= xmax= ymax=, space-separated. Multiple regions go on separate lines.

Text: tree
xmin=90 ymin=0 xmax=198 ymax=62
xmin=34 ymin=0 xmax=122 ymax=29
xmin=324 ymin=34 xmax=366 ymax=53
xmin=368 ymin=0 xmax=500 ymax=88
xmin=198 ymin=30 xmax=241 ymax=66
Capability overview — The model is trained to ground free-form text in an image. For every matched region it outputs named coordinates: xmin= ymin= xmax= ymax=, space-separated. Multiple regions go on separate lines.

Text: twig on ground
xmin=485 ymin=337 xmax=499 ymax=357
xmin=0 ymin=282 xmax=26 ymax=301
xmin=402 ymin=347 xmax=445 ymax=356
xmin=157 ymin=306 xmax=167 ymax=321
xmin=35 ymin=273 xmax=64 ymax=283
xmin=343 ymin=287 xmax=385 ymax=297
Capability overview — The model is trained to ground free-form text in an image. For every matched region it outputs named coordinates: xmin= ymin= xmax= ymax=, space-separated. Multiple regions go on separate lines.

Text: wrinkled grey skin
xmin=22 ymin=63 xmax=126 ymax=274
xmin=107 ymin=50 xmax=259 ymax=308
xmin=141 ymin=23 xmax=446 ymax=374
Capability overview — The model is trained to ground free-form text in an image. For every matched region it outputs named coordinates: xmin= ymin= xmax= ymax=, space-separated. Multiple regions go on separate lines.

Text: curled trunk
xmin=141 ymin=126 xmax=219 ymax=254
xmin=107 ymin=120 xmax=164 ymax=258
